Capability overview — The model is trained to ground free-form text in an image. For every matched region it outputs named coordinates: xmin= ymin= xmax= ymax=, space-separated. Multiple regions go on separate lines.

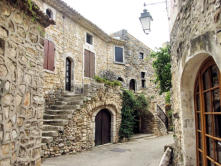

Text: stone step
xmin=43 ymin=114 xmax=72 ymax=120
xmin=43 ymin=125 xmax=64 ymax=131
xmin=50 ymin=105 xmax=77 ymax=110
xmin=42 ymin=136 xmax=53 ymax=144
xmin=57 ymin=96 xmax=84 ymax=102
xmin=45 ymin=109 xmax=73 ymax=115
xmin=62 ymin=93 xmax=83 ymax=97
xmin=54 ymin=100 xmax=83 ymax=105
xmin=43 ymin=119 xmax=69 ymax=126
xmin=42 ymin=131 xmax=59 ymax=137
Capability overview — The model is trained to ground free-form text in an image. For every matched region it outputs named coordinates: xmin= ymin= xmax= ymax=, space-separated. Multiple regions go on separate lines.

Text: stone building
xmin=32 ymin=0 xmax=167 ymax=159
xmin=0 ymin=0 xmax=53 ymax=165
xmin=170 ymin=0 xmax=221 ymax=165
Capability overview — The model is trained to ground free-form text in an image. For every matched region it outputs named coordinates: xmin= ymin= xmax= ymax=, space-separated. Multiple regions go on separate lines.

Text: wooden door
xmin=65 ymin=58 xmax=71 ymax=91
xmin=194 ymin=57 xmax=221 ymax=166
xmin=95 ymin=109 xmax=111 ymax=146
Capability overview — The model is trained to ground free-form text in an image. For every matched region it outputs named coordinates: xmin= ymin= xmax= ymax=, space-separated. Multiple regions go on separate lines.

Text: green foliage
xmin=165 ymin=91 xmax=171 ymax=104
xmin=151 ymin=45 xmax=172 ymax=94
xmin=94 ymin=75 xmax=122 ymax=87
xmin=119 ymin=91 xmax=150 ymax=139
xmin=119 ymin=90 xmax=136 ymax=139
xmin=135 ymin=94 xmax=149 ymax=116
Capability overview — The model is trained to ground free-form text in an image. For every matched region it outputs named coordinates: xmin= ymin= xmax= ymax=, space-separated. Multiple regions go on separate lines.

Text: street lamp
xmin=139 ymin=1 xmax=168 ymax=35
xmin=139 ymin=8 xmax=153 ymax=35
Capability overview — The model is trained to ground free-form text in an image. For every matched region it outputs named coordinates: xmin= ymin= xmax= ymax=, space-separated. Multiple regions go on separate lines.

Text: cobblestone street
xmin=42 ymin=134 xmax=173 ymax=166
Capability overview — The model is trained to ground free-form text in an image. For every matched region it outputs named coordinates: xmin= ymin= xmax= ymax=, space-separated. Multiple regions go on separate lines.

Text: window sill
xmin=44 ymin=69 xmax=55 ymax=74
xmin=114 ymin=61 xmax=125 ymax=65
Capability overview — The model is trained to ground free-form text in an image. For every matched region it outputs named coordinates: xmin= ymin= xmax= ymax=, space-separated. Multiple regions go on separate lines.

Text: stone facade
xmin=0 ymin=0 xmax=51 ymax=165
xmin=111 ymin=30 xmax=165 ymax=108
xmin=42 ymin=82 xmax=122 ymax=158
xmin=170 ymin=0 xmax=221 ymax=165
xmin=33 ymin=0 xmax=125 ymax=95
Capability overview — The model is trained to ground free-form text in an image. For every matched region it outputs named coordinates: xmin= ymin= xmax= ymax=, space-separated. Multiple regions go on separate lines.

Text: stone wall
xmin=0 ymin=0 xmax=49 ymax=165
xmin=42 ymin=83 xmax=122 ymax=158
xmin=112 ymin=30 xmax=166 ymax=115
xmin=170 ymin=0 xmax=221 ymax=165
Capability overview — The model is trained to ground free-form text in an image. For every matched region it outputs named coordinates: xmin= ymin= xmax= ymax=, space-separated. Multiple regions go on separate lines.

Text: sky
xmin=62 ymin=0 xmax=170 ymax=50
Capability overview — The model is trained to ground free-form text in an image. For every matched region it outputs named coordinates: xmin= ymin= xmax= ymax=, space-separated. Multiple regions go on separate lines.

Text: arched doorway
xmin=194 ymin=57 xmax=221 ymax=165
xmin=129 ymin=79 xmax=136 ymax=91
xmin=65 ymin=58 xmax=72 ymax=91
xmin=95 ymin=109 xmax=111 ymax=146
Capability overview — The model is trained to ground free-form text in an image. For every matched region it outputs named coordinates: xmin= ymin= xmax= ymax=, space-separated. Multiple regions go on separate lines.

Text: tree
xmin=151 ymin=45 xmax=172 ymax=94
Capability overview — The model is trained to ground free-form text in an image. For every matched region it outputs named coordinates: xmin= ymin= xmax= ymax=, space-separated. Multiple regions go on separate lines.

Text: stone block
xmin=0 ymin=158 xmax=10 ymax=166
xmin=0 ymin=26 xmax=8 ymax=38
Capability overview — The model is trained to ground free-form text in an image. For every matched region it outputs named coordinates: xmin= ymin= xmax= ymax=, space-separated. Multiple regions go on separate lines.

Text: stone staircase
xmin=42 ymin=92 xmax=86 ymax=144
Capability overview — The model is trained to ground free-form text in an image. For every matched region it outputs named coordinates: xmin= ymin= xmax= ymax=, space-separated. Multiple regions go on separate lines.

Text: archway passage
xmin=95 ymin=109 xmax=111 ymax=146
xmin=194 ymin=57 xmax=221 ymax=165
xmin=65 ymin=58 xmax=71 ymax=91
xmin=129 ymin=79 xmax=136 ymax=91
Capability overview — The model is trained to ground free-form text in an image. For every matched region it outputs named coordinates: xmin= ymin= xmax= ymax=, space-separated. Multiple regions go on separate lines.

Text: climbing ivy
xmin=151 ymin=45 xmax=172 ymax=94
xmin=119 ymin=90 xmax=149 ymax=139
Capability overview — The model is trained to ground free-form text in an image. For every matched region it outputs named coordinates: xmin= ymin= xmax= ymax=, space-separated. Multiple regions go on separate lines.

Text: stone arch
xmin=92 ymin=105 xmax=118 ymax=145
xmin=63 ymin=53 xmax=75 ymax=92
xmin=179 ymin=52 xmax=212 ymax=165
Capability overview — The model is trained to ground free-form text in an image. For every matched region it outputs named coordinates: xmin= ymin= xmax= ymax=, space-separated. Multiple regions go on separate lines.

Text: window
xmin=44 ymin=40 xmax=55 ymax=71
xmin=194 ymin=57 xmax=221 ymax=166
xmin=46 ymin=8 xmax=53 ymax=19
xmin=86 ymin=33 xmax=93 ymax=45
xmin=115 ymin=46 xmax=124 ymax=63
xmin=117 ymin=77 xmax=124 ymax=82
xmin=139 ymin=52 xmax=144 ymax=60
xmin=141 ymin=72 xmax=146 ymax=78
xmin=84 ymin=49 xmax=95 ymax=78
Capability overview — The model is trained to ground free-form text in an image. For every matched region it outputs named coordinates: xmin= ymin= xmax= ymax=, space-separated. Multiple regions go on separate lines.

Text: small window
xmin=86 ymin=33 xmax=93 ymax=45
xmin=46 ymin=8 xmax=53 ymax=19
xmin=142 ymin=80 xmax=146 ymax=88
xmin=115 ymin=46 xmax=124 ymax=63
xmin=139 ymin=52 xmax=144 ymax=60
xmin=141 ymin=72 xmax=146 ymax=78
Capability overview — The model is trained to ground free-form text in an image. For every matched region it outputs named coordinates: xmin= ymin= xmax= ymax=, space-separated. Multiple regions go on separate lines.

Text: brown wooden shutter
xmin=84 ymin=50 xmax=90 ymax=77
xmin=47 ymin=41 xmax=55 ymax=71
xmin=90 ymin=52 xmax=95 ymax=78
xmin=43 ymin=40 xmax=49 ymax=69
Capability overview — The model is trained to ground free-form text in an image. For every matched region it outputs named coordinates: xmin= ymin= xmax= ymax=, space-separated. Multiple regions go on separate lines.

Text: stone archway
xmin=179 ymin=53 xmax=210 ymax=165
xmin=92 ymin=105 xmax=118 ymax=145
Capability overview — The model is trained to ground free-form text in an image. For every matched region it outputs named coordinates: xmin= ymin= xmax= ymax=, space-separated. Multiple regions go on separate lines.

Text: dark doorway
xmin=65 ymin=58 xmax=71 ymax=91
xmin=129 ymin=79 xmax=136 ymax=91
xmin=95 ymin=109 xmax=111 ymax=146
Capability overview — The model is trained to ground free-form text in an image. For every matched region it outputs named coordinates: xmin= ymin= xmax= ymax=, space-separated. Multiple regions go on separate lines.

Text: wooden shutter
xmin=84 ymin=50 xmax=90 ymax=77
xmin=43 ymin=40 xmax=49 ymax=69
xmin=90 ymin=52 xmax=95 ymax=78
xmin=47 ymin=41 xmax=55 ymax=71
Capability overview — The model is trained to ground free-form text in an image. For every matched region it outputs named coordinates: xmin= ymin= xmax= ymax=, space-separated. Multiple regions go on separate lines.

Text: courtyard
xmin=42 ymin=134 xmax=173 ymax=166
